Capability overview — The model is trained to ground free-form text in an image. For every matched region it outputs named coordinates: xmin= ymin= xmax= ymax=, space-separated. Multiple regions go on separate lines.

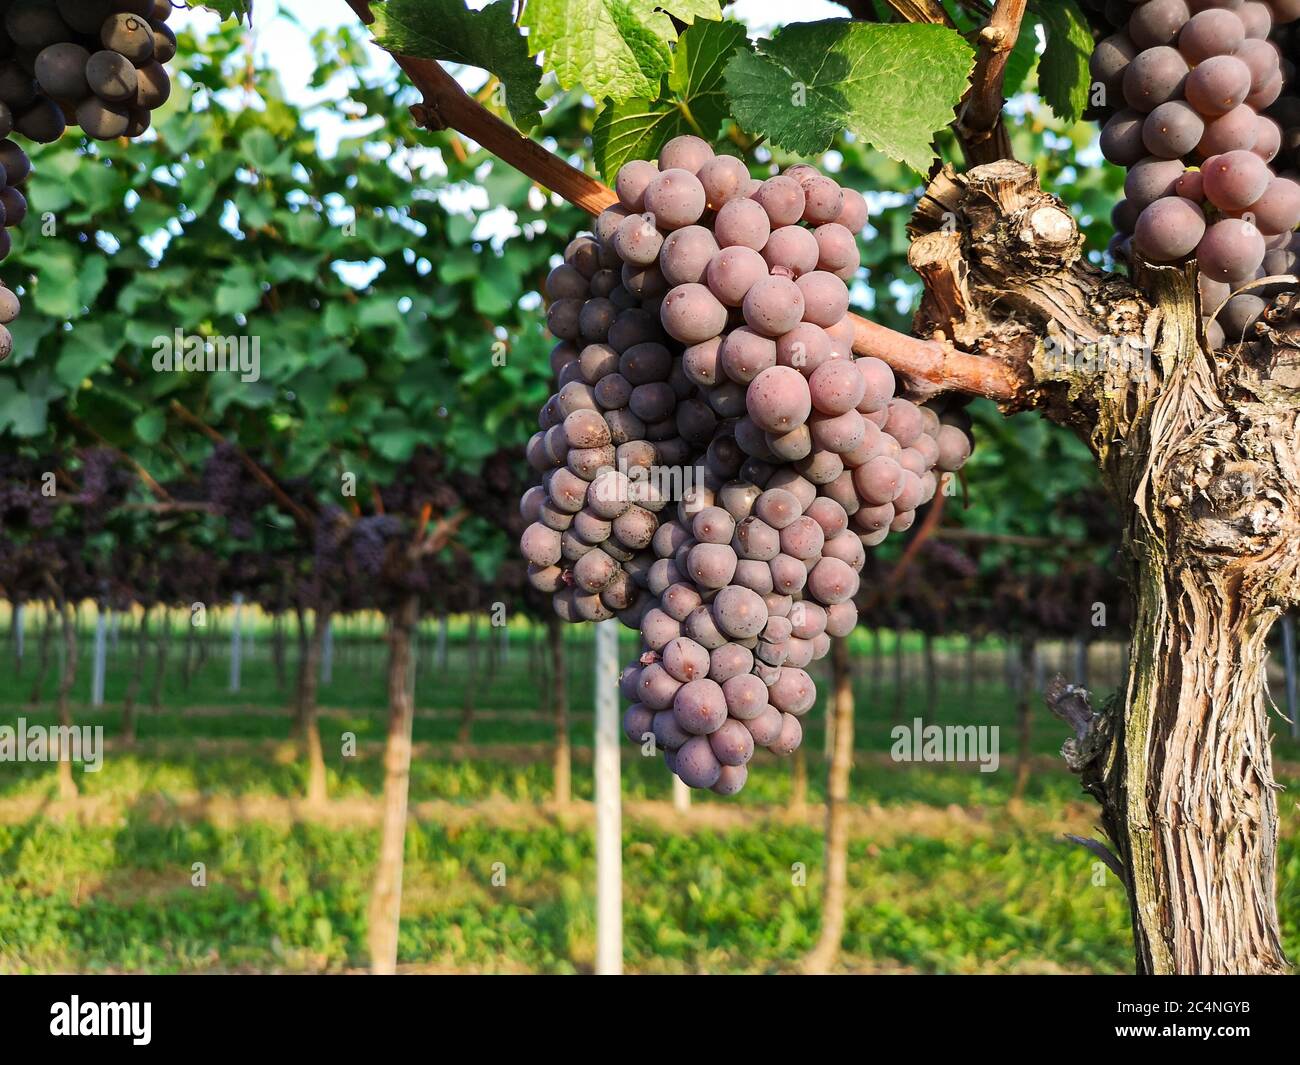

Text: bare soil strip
xmin=0 ymin=790 xmax=1109 ymax=840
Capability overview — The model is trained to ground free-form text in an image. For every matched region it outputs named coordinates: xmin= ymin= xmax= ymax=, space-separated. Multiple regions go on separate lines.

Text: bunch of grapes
xmin=0 ymin=0 xmax=177 ymax=340
xmin=519 ymin=136 xmax=973 ymax=794
xmin=351 ymin=514 xmax=403 ymax=577
xmin=1089 ymin=0 xmax=1300 ymax=345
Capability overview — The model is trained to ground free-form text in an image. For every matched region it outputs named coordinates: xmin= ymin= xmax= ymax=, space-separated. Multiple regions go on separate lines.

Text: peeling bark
xmin=912 ymin=160 xmax=1299 ymax=974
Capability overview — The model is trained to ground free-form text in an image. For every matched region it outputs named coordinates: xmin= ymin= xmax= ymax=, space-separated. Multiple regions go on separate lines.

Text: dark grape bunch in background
xmin=1087 ymin=0 xmax=1300 ymax=345
xmin=0 ymin=0 xmax=178 ymax=354
xmin=519 ymin=136 xmax=973 ymax=795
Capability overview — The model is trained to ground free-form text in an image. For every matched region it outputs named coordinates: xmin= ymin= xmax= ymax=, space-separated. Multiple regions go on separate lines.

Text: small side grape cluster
xmin=519 ymin=137 xmax=973 ymax=795
xmin=0 ymin=0 xmax=177 ymax=349
xmin=1088 ymin=0 xmax=1300 ymax=345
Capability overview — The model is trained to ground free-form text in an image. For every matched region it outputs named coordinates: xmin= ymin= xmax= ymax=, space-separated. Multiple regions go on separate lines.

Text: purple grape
xmin=1133 ymin=196 xmax=1207 ymax=260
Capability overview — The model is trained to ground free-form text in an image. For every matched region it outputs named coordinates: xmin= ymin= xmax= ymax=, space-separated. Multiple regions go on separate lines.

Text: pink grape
xmin=769 ymin=553 xmax=808 ymax=595
xmin=1134 ymin=196 xmax=1207 ymax=260
xmin=673 ymin=678 xmax=728 ymax=735
xmin=714 ymin=197 xmax=771 ymax=250
xmin=1198 ymin=106 xmax=1259 ymax=155
xmin=768 ymin=713 xmax=803 ymax=756
xmin=1091 ymin=32 xmax=1138 ymax=94
xmin=1202 ymin=149 xmax=1272 ymax=210
xmin=835 ymin=188 xmax=869 ymax=232
xmin=1130 ymin=0 xmax=1191 ymax=49
xmin=796 ymin=271 xmax=850 ymax=327
xmin=809 ymin=410 xmax=866 ymax=454
xmin=807 ymin=556 xmax=859 ymax=605
xmin=770 ymin=667 xmax=816 ymax=716
xmin=1242 ymin=177 xmax=1300 ymax=235
xmin=658 ymin=134 xmax=713 ymax=174
xmin=698 ymin=155 xmax=750 ymax=210
xmin=644 ymin=168 xmax=707 ymax=230
xmin=706 ymin=245 xmax=768 ymax=306
xmin=853 ymin=456 xmax=904 ymax=505
xmin=709 ymin=719 xmax=756 ymax=767
xmin=614 ymin=212 xmax=665 ymax=265
xmin=1125 ymin=156 xmax=1188 ymax=209
xmin=813 ymin=222 xmax=860 ymax=274
xmin=675 ymin=735 xmax=723 ymax=788
xmin=723 ymin=673 xmax=770 ymax=720
xmin=753 ymin=488 xmax=802 ymax=530
xmin=809 ymin=359 xmax=867 ymax=415
xmin=762 ymin=225 xmax=820 ymax=276
xmin=1197 ymin=218 xmax=1266 ymax=281
xmin=1102 ymin=110 xmax=1149 ymax=166
xmin=1178 ymin=7 xmax=1245 ymax=61
xmin=754 ymin=175 xmax=805 ymax=226
xmin=743 ymin=705 xmax=784 ymax=746
xmin=936 ymin=425 xmax=972 ymax=471
xmin=777 ymin=322 xmax=833 ymax=374
xmin=660 ymin=283 xmax=728 ymax=344
xmin=1143 ymin=101 xmax=1205 ymax=158
xmin=720 ymin=327 xmax=778 ymax=383
xmin=746 ymin=365 xmax=813 ymax=433
xmin=743 ymin=276 xmax=806 ymax=336
xmin=616 ymin=159 xmax=659 ymax=212
xmin=1185 ymin=55 xmax=1253 ymax=115
xmin=660 ymin=225 xmax=719 ymax=286
xmin=734 ymin=515 xmax=781 ymax=560
xmin=686 ymin=542 xmax=738 ymax=588
xmin=1123 ymin=47 xmax=1189 ymax=112
xmin=800 ymin=174 xmax=844 ymax=225
xmin=778 ymin=515 xmax=825 ymax=560
xmin=712 ymin=585 xmax=769 ymax=639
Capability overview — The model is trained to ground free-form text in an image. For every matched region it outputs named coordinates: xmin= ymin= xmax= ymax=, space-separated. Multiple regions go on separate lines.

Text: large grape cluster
xmin=1089 ymin=0 xmax=1300 ymax=344
xmin=518 ymin=136 xmax=973 ymax=795
xmin=0 ymin=0 xmax=177 ymax=355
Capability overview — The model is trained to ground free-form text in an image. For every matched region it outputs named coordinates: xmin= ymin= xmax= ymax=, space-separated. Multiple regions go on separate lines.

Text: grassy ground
xmin=0 ymin=616 xmax=1296 ymax=974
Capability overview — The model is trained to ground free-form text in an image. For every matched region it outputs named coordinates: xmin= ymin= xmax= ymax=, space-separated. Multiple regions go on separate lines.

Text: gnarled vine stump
xmin=910 ymin=160 xmax=1300 ymax=975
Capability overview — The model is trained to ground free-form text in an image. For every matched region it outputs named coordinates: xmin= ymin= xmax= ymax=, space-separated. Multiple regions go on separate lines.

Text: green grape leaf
xmin=0 ymin=370 xmax=61 ymax=437
xmin=55 ymin=322 xmax=123 ymax=389
xmin=197 ymin=1 xmax=253 ymax=23
xmin=215 ymin=264 xmax=265 ymax=317
xmin=371 ymin=0 xmax=543 ymax=131
xmin=723 ymin=20 xmax=975 ymax=175
xmin=521 ymin=0 xmax=723 ymax=103
xmin=593 ymin=18 xmax=750 ymax=179
xmin=133 ymin=409 xmax=166 ymax=446
xmin=1037 ymin=0 xmax=1093 ymax=124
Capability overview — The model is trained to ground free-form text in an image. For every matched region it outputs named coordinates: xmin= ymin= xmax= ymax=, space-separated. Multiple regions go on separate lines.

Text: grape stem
xmin=168 ymin=399 xmax=317 ymax=531
xmin=343 ymin=0 xmax=1021 ymax=402
xmin=856 ymin=0 xmax=956 ymax=29
xmin=955 ymin=0 xmax=1027 ymax=164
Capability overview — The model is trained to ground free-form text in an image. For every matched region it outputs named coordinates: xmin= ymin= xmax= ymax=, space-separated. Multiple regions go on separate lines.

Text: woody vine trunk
xmin=368 ymin=593 xmax=419 ymax=974
xmin=910 ymin=160 xmax=1299 ymax=975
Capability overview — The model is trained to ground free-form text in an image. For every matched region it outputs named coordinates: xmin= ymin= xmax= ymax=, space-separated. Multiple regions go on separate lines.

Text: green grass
xmin=0 ymin=619 xmax=1297 ymax=974
xmin=0 ymin=816 xmax=1141 ymax=974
